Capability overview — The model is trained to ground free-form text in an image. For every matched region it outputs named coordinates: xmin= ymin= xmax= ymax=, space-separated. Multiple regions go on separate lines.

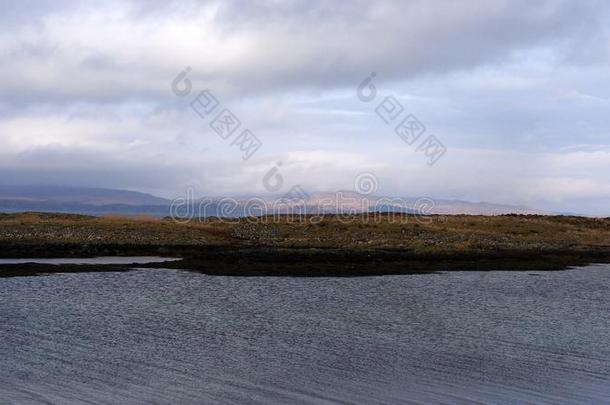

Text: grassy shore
xmin=1 ymin=212 xmax=609 ymax=276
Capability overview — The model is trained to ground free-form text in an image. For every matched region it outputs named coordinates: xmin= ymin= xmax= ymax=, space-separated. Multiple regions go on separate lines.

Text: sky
xmin=1 ymin=0 xmax=610 ymax=215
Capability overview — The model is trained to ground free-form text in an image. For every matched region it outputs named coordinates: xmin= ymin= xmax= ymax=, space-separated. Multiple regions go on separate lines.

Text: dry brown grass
xmin=0 ymin=212 xmax=609 ymax=256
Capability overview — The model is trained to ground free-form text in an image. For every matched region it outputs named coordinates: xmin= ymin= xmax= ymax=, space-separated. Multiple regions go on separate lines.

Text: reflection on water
xmin=0 ymin=256 xmax=180 ymax=265
xmin=0 ymin=265 xmax=609 ymax=404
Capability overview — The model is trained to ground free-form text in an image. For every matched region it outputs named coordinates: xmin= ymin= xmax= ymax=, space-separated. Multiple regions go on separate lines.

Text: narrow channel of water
xmin=0 ymin=257 xmax=180 ymax=265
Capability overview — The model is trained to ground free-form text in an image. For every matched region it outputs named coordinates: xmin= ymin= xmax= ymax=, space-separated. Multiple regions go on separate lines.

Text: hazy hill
xmin=252 ymin=191 xmax=544 ymax=216
xmin=0 ymin=185 xmax=170 ymax=206
xmin=0 ymin=185 xmax=545 ymax=216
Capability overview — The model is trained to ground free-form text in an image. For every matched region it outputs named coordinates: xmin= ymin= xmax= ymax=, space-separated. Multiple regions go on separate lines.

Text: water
xmin=0 ymin=257 xmax=180 ymax=265
xmin=0 ymin=265 xmax=609 ymax=404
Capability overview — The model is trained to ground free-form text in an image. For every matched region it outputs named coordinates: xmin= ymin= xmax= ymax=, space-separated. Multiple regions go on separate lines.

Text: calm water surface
xmin=0 ymin=265 xmax=609 ymax=404
xmin=0 ymin=257 xmax=180 ymax=265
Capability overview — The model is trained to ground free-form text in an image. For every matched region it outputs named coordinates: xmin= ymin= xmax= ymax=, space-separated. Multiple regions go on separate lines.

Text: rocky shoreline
xmin=1 ymin=243 xmax=610 ymax=277
xmin=1 ymin=212 xmax=609 ymax=277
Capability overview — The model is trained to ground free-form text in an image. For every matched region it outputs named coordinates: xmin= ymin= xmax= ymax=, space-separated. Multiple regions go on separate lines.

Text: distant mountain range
xmin=0 ymin=185 xmax=547 ymax=217
xmin=0 ymin=185 xmax=169 ymax=206
xmin=0 ymin=185 xmax=171 ymax=216
xmin=280 ymin=191 xmax=544 ymax=216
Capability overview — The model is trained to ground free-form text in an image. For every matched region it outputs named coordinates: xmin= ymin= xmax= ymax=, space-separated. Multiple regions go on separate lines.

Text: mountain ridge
xmin=0 ymin=185 xmax=546 ymax=216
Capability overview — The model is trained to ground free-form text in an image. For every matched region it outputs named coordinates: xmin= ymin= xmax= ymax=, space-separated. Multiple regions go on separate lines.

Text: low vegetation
xmin=1 ymin=212 xmax=609 ymax=275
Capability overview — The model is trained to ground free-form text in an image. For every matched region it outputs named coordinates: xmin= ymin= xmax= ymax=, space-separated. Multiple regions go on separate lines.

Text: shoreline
xmin=1 ymin=243 xmax=610 ymax=277
xmin=1 ymin=212 xmax=609 ymax=277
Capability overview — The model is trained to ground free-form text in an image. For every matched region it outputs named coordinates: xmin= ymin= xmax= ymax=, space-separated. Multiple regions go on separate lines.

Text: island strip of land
xmin=0 ymin=212 xmax=609 ymax=276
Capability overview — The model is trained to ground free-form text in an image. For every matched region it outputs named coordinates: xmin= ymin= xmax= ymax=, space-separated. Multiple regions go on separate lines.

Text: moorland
xmin=1 ymin=212 xmax=609 ymax=276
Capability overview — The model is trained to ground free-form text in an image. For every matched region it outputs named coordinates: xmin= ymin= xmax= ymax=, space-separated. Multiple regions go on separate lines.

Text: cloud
xmin=0 ymin=0 xmax=606 ymax=104
xmin=0 ymin=0 xmax=610 ymax=214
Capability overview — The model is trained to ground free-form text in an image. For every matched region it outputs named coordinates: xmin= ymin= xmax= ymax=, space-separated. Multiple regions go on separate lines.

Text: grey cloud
xmin=0 ymin=146 xmax=193 ymax=196
xmin=0 ymin=0 xmax=607 ymax=105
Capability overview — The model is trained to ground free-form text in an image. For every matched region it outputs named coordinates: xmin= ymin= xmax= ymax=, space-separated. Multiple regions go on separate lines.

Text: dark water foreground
xmin=1 ymin=265 xmax=609 ymax=404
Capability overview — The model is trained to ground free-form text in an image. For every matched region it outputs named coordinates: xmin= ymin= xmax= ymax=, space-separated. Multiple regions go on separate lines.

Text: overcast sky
xmin=1 ymin=0 xmax=610 ymax=214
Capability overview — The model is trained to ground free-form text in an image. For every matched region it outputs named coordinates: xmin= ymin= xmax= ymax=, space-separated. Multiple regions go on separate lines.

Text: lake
xmin=1 ymin=264 xmax=609 ymax=404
